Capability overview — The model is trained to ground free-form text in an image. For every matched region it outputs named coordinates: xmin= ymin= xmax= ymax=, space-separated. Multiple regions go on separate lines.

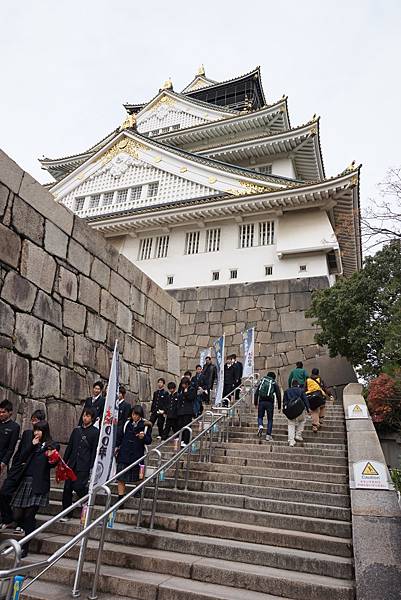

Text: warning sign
xmin=347 ymin=403 xmax=369 ymax=419
xmin=353 ymin=460 xmax=389 ymax=490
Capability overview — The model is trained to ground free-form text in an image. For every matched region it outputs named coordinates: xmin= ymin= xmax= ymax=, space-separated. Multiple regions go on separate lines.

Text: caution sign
xmin=353 ymin=460 xmax=389 ymax=490
xmin=347 ymin=403 xmax=368 ymax=419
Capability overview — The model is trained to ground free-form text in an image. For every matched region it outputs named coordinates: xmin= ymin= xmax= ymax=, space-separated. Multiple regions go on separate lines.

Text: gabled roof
xmin=135 ymin=89 xmax=238 ymax=121
xmin=181 ymin=74 xmax=218 ymax=93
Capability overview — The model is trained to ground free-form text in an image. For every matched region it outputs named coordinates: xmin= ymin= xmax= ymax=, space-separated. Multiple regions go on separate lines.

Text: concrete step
xmin=218 ymin=441 xmax=348 ymax=457
xmin=212 ymin=447 xmax=348 ymax=465
xmin=210 ymin=455 xmax=348 ymax=474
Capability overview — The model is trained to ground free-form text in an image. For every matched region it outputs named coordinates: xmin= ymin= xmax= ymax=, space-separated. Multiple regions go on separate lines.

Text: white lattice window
xmin=103 ymin=192 xmax=114 ymax=206
xmin=167 ymin=275 xmax=174 ymax=285
xmin=147 ymin=182 xmax=159 ymax=198
xmin=116 ymin=188 xmax=128 ymax=203
xmin=212 ymin=271 xmax=220 ymax=281
xmin=155 ymin=235 xmax=169 ymax=258
xmin=239 ymin=224 xmax=255 ymax=248
xmin=265 ymin=265 xmax=273 ymax=276
xmin=89 ymin=194 xmax=100 ymax=208
xmin=185 ymin=231 xmax=200 ymax=255
xmin=75 ymin=197 xmax=85 ymax=211
xmin=138 ymin=238 xmax=153 ymax=260
xmin=130 ymin=186 xmax=142 ymax=201
xmin=230 ymin=269 xmax=238 ymax=279
xmin=172 ymin=124 xmax=181 ymax=131
xmin=205 ymin=228 xmax=220 ymax=252
xmin=259 ymin=221 xmax=275 ymax=245
xmin=256 ymin=164 xmax=272 ymax=174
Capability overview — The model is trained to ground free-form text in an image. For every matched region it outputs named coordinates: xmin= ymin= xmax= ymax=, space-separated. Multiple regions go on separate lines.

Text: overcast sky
xmin=1 ymin=0 xmax=400 ymax=211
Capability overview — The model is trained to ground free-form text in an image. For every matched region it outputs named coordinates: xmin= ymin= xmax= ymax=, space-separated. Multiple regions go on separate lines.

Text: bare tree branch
xmin=362 ymin=168 xmax=401 ymax=251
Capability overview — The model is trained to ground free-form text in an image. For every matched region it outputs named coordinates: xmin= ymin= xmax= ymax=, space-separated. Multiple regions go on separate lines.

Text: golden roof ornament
xmin=120 ymin=113 xmax=136 ymax=131
xmin=161 ymin=78 xmax=173 ymax=90
xmin=197 ymin=64 xmax=205 ymax=76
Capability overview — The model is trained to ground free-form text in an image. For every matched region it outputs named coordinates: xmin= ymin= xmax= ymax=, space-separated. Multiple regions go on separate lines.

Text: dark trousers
xmin=62 ymin=471 xmax=90 ymax=510
xmin=13 ymin=506 xmax=39 ymax=554
xmin=258 ymin=400 xmax=274 ymax=435
xmin=177 ymin=414 xmax=192 ymax=444
xmin=162 ymin=418 xmax=178 ymax=440
xmin=0 ymin=493 xmax=13 ymax=525
xmin=150 ymin=413 xmax=165 ymax=437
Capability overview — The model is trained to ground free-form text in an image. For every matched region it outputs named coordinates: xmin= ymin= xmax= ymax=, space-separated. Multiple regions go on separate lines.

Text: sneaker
xmin=156 ymin=436 xmax=162 ymax=440
xmin=295 ymin=435 xmax=303 ymax=442
xmin=59 ymin=517 xmax=71 ymax=523
xmin=180 ymin=441 xmax=187 ymax=448
xmin=288 ymin=440 xmax=296 ymax=447
xmin=257 ymin=426 xmax=263 ymax=438
xmin=13 ymin=527 xmax=24 ymax=534
xmin=265 ymin=434 xmax=273 ymax=441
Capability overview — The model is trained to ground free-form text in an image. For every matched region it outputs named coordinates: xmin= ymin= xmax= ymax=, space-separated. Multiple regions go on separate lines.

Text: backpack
xmin=283 ymin=390 xmax=305 ymax=420
xmin=258 ymin=376 xmax=275 ymax=401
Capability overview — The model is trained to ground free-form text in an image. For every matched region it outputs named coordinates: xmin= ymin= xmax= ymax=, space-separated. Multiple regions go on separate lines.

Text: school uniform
xmin=62 ymin=424 xmax=99 ymax=510
xmin=0 ymin=419 xmax=20 ymax=525
xmin=78 ymin=394 xmax=105 ymax=427
xmin=116 ymin=419 xmax=152 ymax=482
xmin=176 ymin=387 xmax=196 ymax=445
xmin=117 ymin=399 xmax=132 ymax=439
xmin=162 ymin=392 xmax=178 ymax=440
xmin=232 ymin=360 xmax=243 ymax=400
xmin=149 ymin=389 xmax=168 ymax=437
xmin=223 ymin=363 xmax=236 ymax=405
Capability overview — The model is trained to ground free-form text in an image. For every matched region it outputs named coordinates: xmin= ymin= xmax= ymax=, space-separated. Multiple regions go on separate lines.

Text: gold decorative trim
xmin=240 ymin=180 xmax=275 ymax=194
xmin=180 ymin=166 xmax=188 ymax=173
xmin=120 ymin=113 xmax=136 ymax=130
xmin=97 ymin=137 xmax=146 ymax=166
xmin=152 ymin=95 xmax=176 ymax=111
xmin=208 ymin=176 xmax=217 ymax=184
xmin=154 ymin=156 xmax=162 ymax=163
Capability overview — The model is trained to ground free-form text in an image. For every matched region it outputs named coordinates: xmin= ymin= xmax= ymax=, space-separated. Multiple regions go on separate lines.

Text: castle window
xmin=230 ymin=269 xmax=238 ymax=279
xmin=147 ymin=182 xmax=159 ymax=198
xmin=75 ymin=197 xmax=85 ymax=211
xmin=259 ymin=221 xmax=275 ymax=245
xmin=256 ymin=164 xmax=272 ymax=175
xmin=161 ymin=127 xmax=170 ymax=133
xmin=116 ymin=188 xmax=129 ymax=203
xmin=239 ymin=223 xmax=255 ymax=248
xmin=212 ymin=271 xmax=220 ymax=281
xmin=172 ymin=124 xmax=181 ymax=131
xmin=265 ymin=265 xmax=273 ymax=276
xmin=185 ymin=231 xmax=200 ymax=255
xmin=167 ymin=275 xmax=174 ymax=285
xmin=205 ymin=228 xmax=221 ymax=252
xmin=156 ymin=235 xmax=169 ymax=259
xmin=130 ymin=186 xmax=142 ymax=201
xmin=103 ymin=192 xmax=114 ymax=206
xmin=299 ymin=264 xmax=307 ymax=272
xmin=139 ymin=238 xmax=153 ymax=261
xmin=89 ymin=194 xmax=100 ymax=208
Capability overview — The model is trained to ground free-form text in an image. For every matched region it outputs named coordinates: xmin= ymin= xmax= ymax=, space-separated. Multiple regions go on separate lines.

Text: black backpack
xmin=283 ymin=390 xmax=305 ymax=420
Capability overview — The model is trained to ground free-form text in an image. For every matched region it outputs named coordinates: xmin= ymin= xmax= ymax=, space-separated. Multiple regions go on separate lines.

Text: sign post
xmin=213 ymin=335 xmax=225 ymax=407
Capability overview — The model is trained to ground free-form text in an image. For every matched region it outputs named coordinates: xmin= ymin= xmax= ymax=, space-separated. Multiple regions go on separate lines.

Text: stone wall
xmin=170 ymin=277 xmax=356 ymax=391
xmin=0 ymin=150 xmax=180 ymax=444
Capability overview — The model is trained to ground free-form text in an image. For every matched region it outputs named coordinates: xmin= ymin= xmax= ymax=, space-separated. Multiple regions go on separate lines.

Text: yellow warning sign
xmin=352 ymin=404 xmax=362 ymax=413
xmin=362 ymin=462 xmax=379 ymax=476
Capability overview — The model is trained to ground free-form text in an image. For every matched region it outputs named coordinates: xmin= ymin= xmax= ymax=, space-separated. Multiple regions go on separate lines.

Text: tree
xmin=367 ymin=372 xmax=401 ymax=432
xmin=362 ymin=168 xmax=401 ymax=251
xmin=307 ymin=241 xmax=401 ymax=378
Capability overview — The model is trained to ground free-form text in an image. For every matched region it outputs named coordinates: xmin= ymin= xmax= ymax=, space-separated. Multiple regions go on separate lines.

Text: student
xmin=178 ymin=371 xmax=193 ymax=393
xmin=191 ymin=365 xmax=206 ymax=417
xmin=283 ymin=380 xmax=311 ymax=447
xmin=61 ymin=407 xmax=99 ymax=518
xmin=115 ymin=405 xmax=152 ymax=504
xmin=223 ymin=356 xmax=235 ymax=406
xmin=79 ymin=381 xmax=105 ymax=428
xmin=231 ymin=354 xmax=243 ymax=400
xmin=202 ymin=357 xmax=217 ymax=404
xmin=176 ymin=377 xmax=196 ymax=447
xmin=0 ymin=401 xmax=20 ymax=527
xmin=254 ymin=371 xmax=282 ymax=441
xmin=0 ymin=409 xmax=45 ymax=531
xmin=305 ymin=368 xmax=328 ymax=433
xmin=117 ymin=386 xmax=132 ymax=439
xmin=11 ymin=421 xmax=59 ymax=557
xmin=288 ymin=362 xmax=308 ymax=388
xmin=162 ymin=382 xmax=178 ymax=440
xmin=150 ymin=378 xmax=168 ymax=440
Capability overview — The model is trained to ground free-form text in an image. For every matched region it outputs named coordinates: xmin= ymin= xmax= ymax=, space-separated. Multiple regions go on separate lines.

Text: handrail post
xmin=71 ymin=487 xmax=97 ymax=598
xmin=149 ymin=449 xmax=162 ymax=530
xmin=174 ymin=430 xmax=183 ymax=489
xmin=184 ymin=427 xmax=194 ymax=491
xmin=136 ymin=453 xmax=148 ymax=529
xmin=0 ymin=539 xmax=22 ymax=600
xmin=87 ymin=485 xmax=111 ymax=600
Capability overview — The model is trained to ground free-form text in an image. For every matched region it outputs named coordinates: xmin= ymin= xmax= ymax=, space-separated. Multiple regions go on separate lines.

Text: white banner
xmin=213 ymin=335 xmax=225 ymax=407
xmin=242 ymin=327 xmax=255 ymax=377
xmin=200 ymin=347 xmax=213 ymax=367
xmin=89 ymin=341 xmax=119 ymax=493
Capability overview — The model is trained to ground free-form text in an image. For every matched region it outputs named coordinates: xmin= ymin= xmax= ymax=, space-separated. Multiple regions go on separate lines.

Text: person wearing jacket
xmin=78 ymin=381 xmax=105 ymax=428
xmin=150 ymin=378 xmax=169 ymax=440
xmin=231 ymin=354 xmax=243 ymax=400
xmin=117 ymin=386 xmax=132 ymax=440
xmin=254 ymin=371 xmax=282 ymax=441
xmin=176 ymin=377 xmax=196 ymax=447
xmin=162 ymin=382 xmax=178 ymax=440
xmin=305 ymin=368 xmax=328 ymax=433
xmin=283 ymin=380 xmax=311 ymax=447
xmin=115 ymin=405 xmax=152 ymax=504
xmin=0 ymin=409 xmax=45 ymax=531
xmin=11 ymin=421 xmax=59 ymax=557
xmin=288 ymin=362 xmax=308 ymax=388
xmin=223 ymin=357 xmax=236 ymax=406
xmin=0 ymin=401 xmax=20 ymax=482
xmin=191 ymin=366 xmax=207 ymax=417
xmin=61 ymin=407 xmax=99 ymax=517
xmin=202 ymin=357 xmax=217 ymax=404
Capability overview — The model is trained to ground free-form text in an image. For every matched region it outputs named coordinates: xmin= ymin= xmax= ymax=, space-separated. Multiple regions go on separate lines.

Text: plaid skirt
xmin=11 ymin=476 xmax=49 ymax=509
xmin=116 ymin=463 xmax=140 ymax=484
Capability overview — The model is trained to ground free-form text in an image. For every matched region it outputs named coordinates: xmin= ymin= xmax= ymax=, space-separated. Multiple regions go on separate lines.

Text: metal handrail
xmin=0 ymin=375 xmax=258 ymax=598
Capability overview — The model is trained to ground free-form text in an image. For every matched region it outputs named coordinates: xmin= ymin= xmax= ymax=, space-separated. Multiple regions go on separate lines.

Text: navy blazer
xmin=116 ymin=419 xmax=152 ymax=465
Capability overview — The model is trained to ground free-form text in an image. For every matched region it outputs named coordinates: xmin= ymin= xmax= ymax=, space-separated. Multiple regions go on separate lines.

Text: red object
xmin=47 ymin=449 xmax=61 ymax=464
xmin=56 ymin=460 xmax=78 ymax=483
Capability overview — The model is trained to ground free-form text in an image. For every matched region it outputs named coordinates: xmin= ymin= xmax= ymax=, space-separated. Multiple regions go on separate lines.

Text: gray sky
xmin=1 ymin=0 xmax=400 ymax=212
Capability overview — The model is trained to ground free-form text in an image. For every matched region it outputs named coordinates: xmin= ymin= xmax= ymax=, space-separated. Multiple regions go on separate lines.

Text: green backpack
xmin=259 ymin=376 xmax=275 ymax=400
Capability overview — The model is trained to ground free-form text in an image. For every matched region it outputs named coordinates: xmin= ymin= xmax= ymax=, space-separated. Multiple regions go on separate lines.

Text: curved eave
xmin=185 ymin=66 xmax=266 ymax=105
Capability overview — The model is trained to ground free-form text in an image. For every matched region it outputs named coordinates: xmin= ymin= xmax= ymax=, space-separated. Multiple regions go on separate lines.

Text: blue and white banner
xmin=242 ymin=327 xmax=255 ymax=377
xmin=200 ymin=347 xmax=213 ymax=367
xmin=213 ymin=335 xmax=225 ymax=407
xmin=89 ymin=341 xmax=119 ymax=493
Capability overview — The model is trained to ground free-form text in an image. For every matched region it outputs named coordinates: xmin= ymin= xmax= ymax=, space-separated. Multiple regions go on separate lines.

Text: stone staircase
xmin=8 ymin=402 xmax=355 ymax=599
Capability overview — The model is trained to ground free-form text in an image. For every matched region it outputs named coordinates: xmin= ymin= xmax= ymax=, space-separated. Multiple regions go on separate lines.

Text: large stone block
xmin=0 ymin=348 xmax=29 ymax=394
xmin=44 ymin=220 xmax=68 ymax=259
xmin=225 ymin=297 xmax=239 ymax=310
xmin=100 ymin=289 xmax=117 ymax=322
xmin=124 ymin=335 xmax=141 ymax=365
xmin=91 ymin=257 xmax=111 ymax=290
xmin=12 ymin=194 xmax=44 ymax=245
xmin=280 ymin=311 xmax=315 ymax=332
xmin=256 ymin=331 xmax=272 ymax=344
xmin=33 ymin=291 xmax=62 ymax=328
xmin=130 ymin=285 xmax=146 ymax=317
xmin=96 ymin=345 xmax=112 ymax=379
xmin=57 ymin=267 xmax=78 ymax=300
xmin=167 ymin=341 xmax=180 ymax=376
xmin=140 ymin=343 xmax=154 ymax=366
xmin=221 ymin=310 xmax=236 ymax=323
xmin=286 ymin=349 xmax=304 ymax=365
xmin=137 ymin=370 xmax=150 ymax=402
xmin=60 ymin=367 xmax=88 ymax=402
xmin=0 ymin=184 xmax=9 ymax=218
xmin=0 ymin=222 xmax=21 ymax=268
xmin=248 ymin=308 xmax=262 ymax=322
xmin=155 ymin=334 xmax=168 ymax=371
xmin=20 ymin=240 xmax=56 ymax=293
xmin=0 ymin=299 xmax=15 ymax=337
xmin=72 ymin=216 xmax=119 ymax=270
xmin=116 ymin=301 xmax=132 ymax=333
xmin=106 ymin=323 xmax=125 ymax=351
xmin=256 ymin=295 xmax=275 ymax=309
xmin=67 ymin=239 xmax=91 ymax=276
xmin=63 ymin=300 xmax=86 ymax=333
xmin=74 ymin=334 xmax=96 ymax=370
xmin=274 ymin=293 xmax=290 ymax=308
xmin=132 ymin=321 xmax=155 ymax=347
xmin=290 ymin=292 xmax=312 ymax=311
xmin=86 ymin=312 xmax=107 ymax=342
xmin=14 ymin=313 xmax=42 ymax=358
xmin=238 ymin=296 xmax=255 ymax=311
xmin=109 ymin=270 xmax=130 ymax=305
xmin=1 ymin=271 xmax=37 ymax=312
xmin=78 ymin=275 xmax=100 ymax=312
xmin=31 ymin=360 xmax=60 ymax=398
xmin=295 ymin=329 xmax=318 ymax=347
xmin=47 ymin=399 xmax=77 ymax=444
xmin=41 ymin=324 xmax=68 ymax=365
